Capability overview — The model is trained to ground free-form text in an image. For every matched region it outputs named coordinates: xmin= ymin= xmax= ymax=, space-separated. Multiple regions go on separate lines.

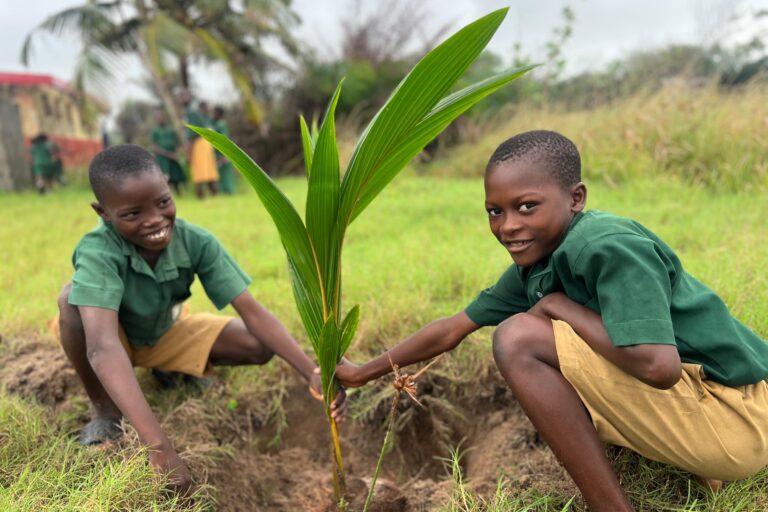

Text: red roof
xmin=0 ymin=72 xmax=71 ymax=91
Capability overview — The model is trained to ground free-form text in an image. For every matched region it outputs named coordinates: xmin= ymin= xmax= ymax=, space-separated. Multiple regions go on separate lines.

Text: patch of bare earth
xmin=0 ymin=340 xmax=580 ymax=511
xmin=0 ymin=339 xmax=81 ymax=408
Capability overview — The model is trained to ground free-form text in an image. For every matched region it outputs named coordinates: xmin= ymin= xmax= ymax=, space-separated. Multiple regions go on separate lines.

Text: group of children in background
xmin=152 ymin=92 xmax=237 ymax=199
xmin=30 ymin=96 xmax=235 ymax=199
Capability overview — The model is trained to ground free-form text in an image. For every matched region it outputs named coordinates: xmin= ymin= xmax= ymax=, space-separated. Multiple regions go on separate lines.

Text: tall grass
xmin=428 ymin=84 xmax=768 ymax=191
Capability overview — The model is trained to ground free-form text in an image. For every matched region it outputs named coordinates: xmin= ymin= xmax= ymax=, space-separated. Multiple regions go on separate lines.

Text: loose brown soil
xmin=0 ymin=340 xmax=580 ymax=511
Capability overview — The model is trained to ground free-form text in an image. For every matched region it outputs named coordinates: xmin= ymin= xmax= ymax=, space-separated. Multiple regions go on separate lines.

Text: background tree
xmin=21 ymin=0 xmax=302 ymax=141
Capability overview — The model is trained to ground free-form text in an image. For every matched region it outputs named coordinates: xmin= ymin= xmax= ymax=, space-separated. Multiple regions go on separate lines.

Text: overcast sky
xmin=1 ymin=0 xmax=763 ymax=117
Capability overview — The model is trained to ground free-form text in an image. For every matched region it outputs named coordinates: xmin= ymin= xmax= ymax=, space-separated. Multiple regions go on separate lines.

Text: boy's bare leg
xmin=208 ymin=319 xmax=274 ymax=365
xmin=58 ymin=284 xmax=122 ymax=420
xmin=492 ymin=312 xmax=634 ymax=512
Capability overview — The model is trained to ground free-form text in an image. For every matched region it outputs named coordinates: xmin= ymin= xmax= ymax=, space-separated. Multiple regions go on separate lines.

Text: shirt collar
xmin=104 ymin=220 xmax=191 ymax=281
xmin=525 ymin=211 xmax=586 ymax=279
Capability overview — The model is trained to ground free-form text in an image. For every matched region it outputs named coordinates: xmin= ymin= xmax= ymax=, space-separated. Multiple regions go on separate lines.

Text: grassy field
xmin=1 ymin=87 xmax=767 ymax=510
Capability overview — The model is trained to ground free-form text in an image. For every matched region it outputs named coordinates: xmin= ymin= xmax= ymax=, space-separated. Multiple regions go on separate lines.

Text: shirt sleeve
xmin=193 ymin=231 xmax=252 ymax=309
xmin=464 ymin=265 xmax=530 ymax=326
xmin=68 ymin=235 xmax=125 ymax=310
xmin=574 ymin=234 xmax=677 ymax=347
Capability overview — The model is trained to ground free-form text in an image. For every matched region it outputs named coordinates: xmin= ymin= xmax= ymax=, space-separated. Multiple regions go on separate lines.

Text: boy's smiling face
xmin=485 ymin=159 xmax=586 ymax=268
xmin=92 ymin=169 xmax=176 ymax=259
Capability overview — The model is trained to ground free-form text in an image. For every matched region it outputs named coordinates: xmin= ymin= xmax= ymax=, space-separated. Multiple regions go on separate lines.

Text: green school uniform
xmin=151 ymin=125 xmax=187 ymax=184
xmin=30 ymin=140 xmax=54 ymax=178
xmin=68 ymin=218 xmax=251 ymax=346
xmin=185 ymin=105 xmax=209 ymax=141
xmin=213 ymin=118 xmax=236 ymax=194
xmin=465 ymin=210 xmax=768 ymax=387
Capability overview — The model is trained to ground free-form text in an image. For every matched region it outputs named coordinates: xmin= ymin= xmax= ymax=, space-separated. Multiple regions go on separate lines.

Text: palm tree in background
xmin=21 ymin=0 xmax=301 ymax=141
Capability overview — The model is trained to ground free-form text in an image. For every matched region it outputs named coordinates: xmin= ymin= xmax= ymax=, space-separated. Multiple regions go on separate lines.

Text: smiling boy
xmin=336 ymin=130 xmax=768 ymax=511
xmin=57 ymin=144 xmax=342 ymax=492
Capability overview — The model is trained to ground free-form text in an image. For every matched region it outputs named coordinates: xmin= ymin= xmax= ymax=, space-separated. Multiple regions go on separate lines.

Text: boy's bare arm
xmin=78 ymin=306 xmax=190 ymax=488
xmin=230 ymin=291 xmax=316 ymax=382
xmin=336 ymin=312 xmax=480 ymax=387
xmin=231 ymin=291 xmax=346 ymax=418
xmin=534 ymin=292 xmax=682 ymax=389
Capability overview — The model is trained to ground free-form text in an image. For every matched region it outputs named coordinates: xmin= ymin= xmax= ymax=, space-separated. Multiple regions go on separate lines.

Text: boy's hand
xmin=149 ymin=447 xmax=193 ymax=494
xmin=309 ymin=368 xmax=348 ymax=421
xmin=335 ymin=357 xmax=366 ymax=388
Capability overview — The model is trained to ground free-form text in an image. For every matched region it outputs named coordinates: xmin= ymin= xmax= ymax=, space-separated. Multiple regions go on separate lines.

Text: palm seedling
xmin=191 ymin=8 xmax=534 ymax=507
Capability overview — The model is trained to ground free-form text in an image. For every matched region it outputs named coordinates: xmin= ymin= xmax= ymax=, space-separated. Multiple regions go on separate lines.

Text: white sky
xmin=0 ymin=0 xmax=763 ymax=118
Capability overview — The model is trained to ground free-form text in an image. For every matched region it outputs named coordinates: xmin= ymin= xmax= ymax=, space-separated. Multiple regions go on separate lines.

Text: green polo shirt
xmin=465 ymin=210 xmax=768 ymax=386
xmin=68 ymin=218 xmax=251 ymax=346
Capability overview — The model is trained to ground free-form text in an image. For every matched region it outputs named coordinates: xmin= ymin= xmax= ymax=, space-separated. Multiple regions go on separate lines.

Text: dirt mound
xmin=1 ymin=341 xmax=578 ymax=511
xmin=0 ymin=341 xmax=81 ymax=407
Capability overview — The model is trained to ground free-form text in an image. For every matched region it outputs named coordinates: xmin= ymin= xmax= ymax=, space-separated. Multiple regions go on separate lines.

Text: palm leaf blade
xmin=306 ymin=83 xmax=343 ymax=317
xmin=299 ymin=115 xmax=315 ymax=177
xmin=351 ymin=65 xmax=537 ymax=221
xmin=338 ymin=8 xmax=509 ymax=228
xmin=190 ymin=126 xmax=325 ymax=343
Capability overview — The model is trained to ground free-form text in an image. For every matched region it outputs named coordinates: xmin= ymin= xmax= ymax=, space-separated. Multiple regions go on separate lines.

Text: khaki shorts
xmin=553 ymin=319 xmax=768 ymax=480
xmin=51 ymin=307 xmax=232 ymax=378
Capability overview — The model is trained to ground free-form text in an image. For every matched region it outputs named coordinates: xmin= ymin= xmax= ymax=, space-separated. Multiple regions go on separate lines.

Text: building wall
xmin=0 ymin=82 xmax=103 ymax=166
xmin=0 ymin=101 xmax=32 ymax=191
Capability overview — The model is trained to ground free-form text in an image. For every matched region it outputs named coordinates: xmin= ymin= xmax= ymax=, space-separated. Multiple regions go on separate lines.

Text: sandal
xmin=79 ymin=417 xmax=123 ymax=445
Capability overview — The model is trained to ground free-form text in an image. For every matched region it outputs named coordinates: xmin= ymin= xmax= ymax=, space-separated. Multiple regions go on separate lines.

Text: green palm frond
xmin=20 ymin=3 xmax=124 ymax=65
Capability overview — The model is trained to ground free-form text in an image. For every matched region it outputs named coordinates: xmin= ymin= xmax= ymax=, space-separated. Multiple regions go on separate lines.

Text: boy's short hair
xmin=487 ymin=130 xmax=581 ymax=189
xmin=89 ymin=144 xmax=161 ymax=201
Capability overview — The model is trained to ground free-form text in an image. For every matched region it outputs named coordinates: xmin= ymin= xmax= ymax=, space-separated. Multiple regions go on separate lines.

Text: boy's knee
xmin=492 ymin=313 xmax=541 ymax=364
xmin=238 ymin=327 xmax=274 ymax=365
xmin=251 ymin=344 xmax=274 ymax=365
xmin=58 ymin=283 xmax=84 ymax=338
xmin=57 ymin=283 xmax=73 ymax=312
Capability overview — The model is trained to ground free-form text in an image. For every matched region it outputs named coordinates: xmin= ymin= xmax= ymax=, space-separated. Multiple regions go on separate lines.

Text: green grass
xmin=2 ymin=174 xmax=765 ymax=342
xmin=0 ymin=388 xmax=211 ymax=511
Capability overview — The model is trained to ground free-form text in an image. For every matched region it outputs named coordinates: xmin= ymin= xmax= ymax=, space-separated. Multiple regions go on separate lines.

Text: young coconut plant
xmin=191 ymin=8 xmax=534 ymax=506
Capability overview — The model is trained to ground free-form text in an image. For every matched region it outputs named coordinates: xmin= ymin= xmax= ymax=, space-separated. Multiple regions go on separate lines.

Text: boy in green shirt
xmin=336 ymin=130 xmax=768 ymax=511
xmin=57 ymin=144 xmax=343 ymax=492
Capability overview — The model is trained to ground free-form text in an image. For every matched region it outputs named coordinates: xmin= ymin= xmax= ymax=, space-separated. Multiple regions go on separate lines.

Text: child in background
xmin=29 ymin=133 xmax=54 ymax=194
xmin=212 ymin=106 xmax=236 ymax=194
xmin=56 ymin=144 xmax=344 ymax=492
xmin=180 ymin=89 xmax=219 ymax=199
xmin=150 ymin=110 xmax=187 ymax=195
xmin=336 ymin=130 xmax=768 ymax=512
